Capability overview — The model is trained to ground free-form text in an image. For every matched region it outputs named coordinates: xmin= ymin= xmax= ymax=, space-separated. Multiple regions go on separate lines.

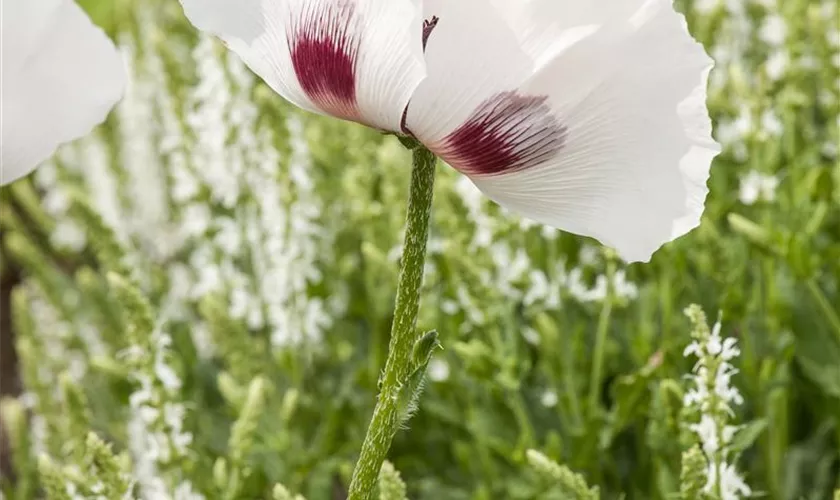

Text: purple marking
xmin=433 ymin=92 xmax=567 ymax=176
xmin=400 ymin=15 xmax=441 ymax=134
xmin=423 ymin=16 xmax=439 ymax=49
xmin=289 ymin=2 xmax=360 ymax=120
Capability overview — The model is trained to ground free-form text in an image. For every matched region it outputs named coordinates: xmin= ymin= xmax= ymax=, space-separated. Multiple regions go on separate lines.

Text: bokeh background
xmin=0 ymin=0 xmax=838 ymax=498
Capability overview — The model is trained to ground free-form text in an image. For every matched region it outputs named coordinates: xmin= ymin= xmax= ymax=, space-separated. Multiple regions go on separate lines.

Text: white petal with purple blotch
xmin=179 ymin=0 xmax=426 ymax=132
xmin=1 ymin=0 xmax=126 ymax=185
xmin=410 ymin=0 xmax=718 ymax=262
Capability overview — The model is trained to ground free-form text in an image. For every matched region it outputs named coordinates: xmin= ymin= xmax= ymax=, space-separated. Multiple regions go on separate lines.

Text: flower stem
xmin=347 ymin=146 xmax=437 ymax=500
xmin=806 ymin=278 xmax=840 ymax=344
xmin=588 ymin=301 xmax=613 ymax=413
xmin=589 ymin=255 xmax=616 ymax=416
xmin=587 ymin=259 xmax=615 ymax=414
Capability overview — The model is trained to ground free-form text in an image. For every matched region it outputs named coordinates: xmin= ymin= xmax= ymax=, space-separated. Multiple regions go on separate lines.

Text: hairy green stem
xmin=347 ymin=147 xmax=437 ymax=500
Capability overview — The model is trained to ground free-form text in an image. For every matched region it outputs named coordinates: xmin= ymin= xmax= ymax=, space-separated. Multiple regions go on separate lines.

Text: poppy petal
xmin=1 ymin=0 xmax=126 ymax=185
xmin=179 ymin=0 xmax=426 ymax=132
xmin=404 ymin=0 xmax=534 ymax=144
xmin=469 ymin=0 xmax=720 ymax=262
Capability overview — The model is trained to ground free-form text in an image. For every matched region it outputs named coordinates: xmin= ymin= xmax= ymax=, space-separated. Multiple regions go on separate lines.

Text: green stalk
xmin=806 ymin=278 xmax=840 ymax=344
xmin=587 ymin=260 xmax=615 ymax=413
xmin=347 ymin=146 xmax=437 ymax=500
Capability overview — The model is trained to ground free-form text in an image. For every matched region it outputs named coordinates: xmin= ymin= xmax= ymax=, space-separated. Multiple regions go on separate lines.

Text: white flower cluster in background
xmin=17 ymin=291 xmax=71 ymax=459
xmin=440 ymin=178 xmax=639 ymax=335
xmin=699 ymin=0 xmax=839 ymax=164
xmin=117 ymin=33 xmax=178 ymax=260
xmin=182 ymin=34 xmax=339 ymax=349
xmin=738 ymin=170 xmax=779 ymax=205
xmin=124 ymin=328 xmax=198 ymax=500
xmin=683 ymin=306 xmax=751 ymax=500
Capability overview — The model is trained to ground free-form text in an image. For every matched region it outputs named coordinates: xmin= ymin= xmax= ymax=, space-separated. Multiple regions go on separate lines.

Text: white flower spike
xmin=1 ymin=0 xmax=126 ymax=185
xmin=182 ymin=0 xmax=719 ymax=263
xmin=178 ymin=0 xmax=426 ymax=132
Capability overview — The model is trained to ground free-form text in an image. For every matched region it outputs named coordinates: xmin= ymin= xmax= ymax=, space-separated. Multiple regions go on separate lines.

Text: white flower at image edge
xmin=179 ymin=0 xmax=720 ymax=263
xmin=0 ymin=0 xmax=126 ymax=185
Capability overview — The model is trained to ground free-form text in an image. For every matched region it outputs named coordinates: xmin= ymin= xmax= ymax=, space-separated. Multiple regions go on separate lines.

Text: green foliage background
xmin=0 ymin=0 xmax=838 ymax=499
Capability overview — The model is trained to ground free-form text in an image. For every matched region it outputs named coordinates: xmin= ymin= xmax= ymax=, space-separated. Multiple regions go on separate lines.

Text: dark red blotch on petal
xmin=290 ymin=2 xmax=360 ymax=120
xmin=423 ymin=16 xmax=439 ymax=49
xmin=435 ymin=92 xmax=567 ymax=176
xmin=400 ymin=15 xmax=440 ymax=134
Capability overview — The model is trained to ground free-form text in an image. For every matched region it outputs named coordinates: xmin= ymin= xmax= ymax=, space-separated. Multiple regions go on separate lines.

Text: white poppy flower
xmin=180 ymin=0 xmax=720 ymax=262
xmin=1 ymin=0 xmax=126 ymax=185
